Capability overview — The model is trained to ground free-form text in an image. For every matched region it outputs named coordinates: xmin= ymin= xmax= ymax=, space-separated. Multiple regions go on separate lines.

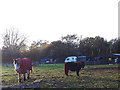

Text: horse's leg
xmin=23 ymin=73 xmax=26 ymax=81
xmin=27 ymin=70 xmax=30 ymax=79
xmin=65 ymin=68 xmax=69 ymax=76
xmin=66 ymin=70 xmax=68 ymax=76
xmin=76 ymin=70 xmax=79 ymax=76
xmin=18 ymin=74 xmax=21 ymax=82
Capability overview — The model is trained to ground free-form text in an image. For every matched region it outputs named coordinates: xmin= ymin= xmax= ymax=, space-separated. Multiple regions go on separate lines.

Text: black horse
xmin=64 ymin=61 xmax=85 ymax=76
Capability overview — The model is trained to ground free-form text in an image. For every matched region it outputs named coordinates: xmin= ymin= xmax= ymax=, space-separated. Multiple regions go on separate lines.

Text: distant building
xmin=40 ymin=58 xmax=54 ymax=64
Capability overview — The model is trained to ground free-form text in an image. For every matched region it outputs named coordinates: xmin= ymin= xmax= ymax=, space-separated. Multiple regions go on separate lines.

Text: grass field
xmin=1 ymin=64 xmax=120 ymax=88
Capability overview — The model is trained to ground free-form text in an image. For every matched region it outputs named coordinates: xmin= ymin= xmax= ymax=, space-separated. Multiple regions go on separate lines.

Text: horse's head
xmin=13 ymin=58 xmax=20 ymax=71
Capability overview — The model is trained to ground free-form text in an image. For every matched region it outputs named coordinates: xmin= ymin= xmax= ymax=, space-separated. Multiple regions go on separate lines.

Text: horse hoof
xmin=19 ymin=79 xmax=21 ymax=83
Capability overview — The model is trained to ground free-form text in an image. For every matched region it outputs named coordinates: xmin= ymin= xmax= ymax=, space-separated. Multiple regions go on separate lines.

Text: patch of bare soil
xmin=2 ymin=79 xmax=42 ymax=89
xmin=85 ymin=67 xmax=119 ymax=71
xmin=2 ymin=74 xmax=17 ymax=77
xmin=82 ymin=67 xmax=119 ymax=76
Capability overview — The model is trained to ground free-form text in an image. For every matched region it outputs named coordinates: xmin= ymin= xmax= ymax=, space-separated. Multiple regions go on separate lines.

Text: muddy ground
xmin=1 ymin=66 xmax=119 ymax=89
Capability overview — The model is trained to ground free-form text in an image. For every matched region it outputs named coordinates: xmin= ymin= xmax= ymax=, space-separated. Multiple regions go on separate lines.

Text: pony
xmin=13 ymin=58 xmax=32 ymax=82
xmin=64 ymin=61 xmax=85 ymax=76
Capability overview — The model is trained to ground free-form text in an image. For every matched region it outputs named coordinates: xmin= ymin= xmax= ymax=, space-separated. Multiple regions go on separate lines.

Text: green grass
xmin=1 ymin=64 xmax=119 ymax=88
xmin=85 ymin=64 xmax=118 ymax=69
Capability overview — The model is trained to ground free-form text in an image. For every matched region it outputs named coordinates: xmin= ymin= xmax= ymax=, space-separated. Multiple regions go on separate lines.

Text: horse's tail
xmin=30 ymin=66 xmax=33 ymax=74
xmin=64 ymin=64 xmax=65 ymax=74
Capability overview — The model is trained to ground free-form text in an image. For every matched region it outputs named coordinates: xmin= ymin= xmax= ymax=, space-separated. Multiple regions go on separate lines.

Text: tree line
xmin=1 ymin=28 xmax=120 ymax=63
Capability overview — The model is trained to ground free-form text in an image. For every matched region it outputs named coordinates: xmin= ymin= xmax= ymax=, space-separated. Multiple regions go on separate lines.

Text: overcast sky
xmin=0 ymin=0 xmax=119 ymax=48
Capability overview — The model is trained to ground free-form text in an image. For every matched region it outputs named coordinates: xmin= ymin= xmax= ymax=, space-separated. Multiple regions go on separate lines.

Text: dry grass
xmin=1 ymin=64 xmax=119 ymax=88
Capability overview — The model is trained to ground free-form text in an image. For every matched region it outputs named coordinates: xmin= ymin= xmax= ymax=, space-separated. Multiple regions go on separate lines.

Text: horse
xmin=13 ymin=58 xmax=33 ymax=82
xmin=64 ymin=61 xmax=85 ymax=76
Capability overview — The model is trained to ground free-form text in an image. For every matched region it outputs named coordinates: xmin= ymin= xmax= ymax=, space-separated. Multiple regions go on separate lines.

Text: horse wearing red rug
xmin=13 ymin=58 xmax=32 ymax=82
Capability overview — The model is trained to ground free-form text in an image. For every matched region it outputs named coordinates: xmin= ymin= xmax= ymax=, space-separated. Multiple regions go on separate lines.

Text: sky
xmin=0 ymin=0 xmax=119 ymax=48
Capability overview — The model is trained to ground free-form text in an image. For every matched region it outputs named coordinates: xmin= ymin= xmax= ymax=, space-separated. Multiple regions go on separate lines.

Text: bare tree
xmin=2 ymin=28 xmax=27 ymax=63
xmin=3 ymin=28 xmax=26 ymax=50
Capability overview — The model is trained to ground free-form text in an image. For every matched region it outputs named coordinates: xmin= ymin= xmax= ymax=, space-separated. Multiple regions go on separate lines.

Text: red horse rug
xmin=13 ymin=58 xmax=32 ymax=82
